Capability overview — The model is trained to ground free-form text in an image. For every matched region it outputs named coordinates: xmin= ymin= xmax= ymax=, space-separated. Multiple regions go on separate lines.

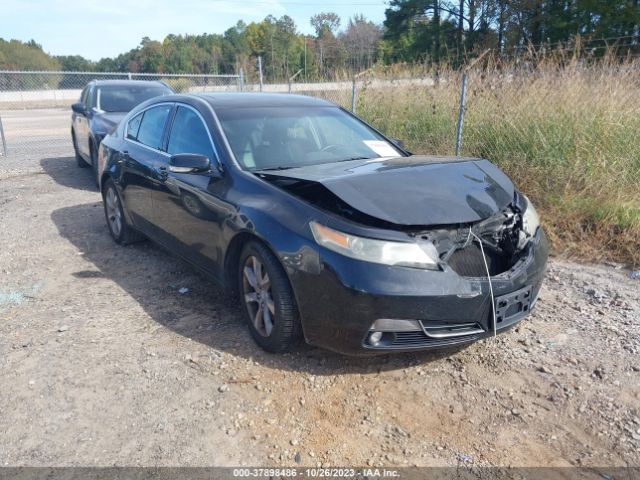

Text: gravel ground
xmin=0 ymin=154 xmax=639 ymax=468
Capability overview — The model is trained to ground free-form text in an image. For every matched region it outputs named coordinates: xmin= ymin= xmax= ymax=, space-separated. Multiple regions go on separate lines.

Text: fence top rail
xmin=0 ymin=70 xmax=240 ymax=78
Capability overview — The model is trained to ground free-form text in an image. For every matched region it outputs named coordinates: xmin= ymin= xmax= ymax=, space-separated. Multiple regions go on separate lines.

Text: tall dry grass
xmin=356 ymin=53 xmax=640 ymax=266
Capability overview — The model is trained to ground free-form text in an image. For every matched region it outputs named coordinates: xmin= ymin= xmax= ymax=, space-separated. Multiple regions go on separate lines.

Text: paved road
xmin=0 ymin=108 xmax=72 ymax=159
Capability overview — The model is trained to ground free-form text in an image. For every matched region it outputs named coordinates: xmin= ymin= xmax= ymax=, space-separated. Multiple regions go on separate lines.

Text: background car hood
xmin=259 ymin=156 xmax=515 ymax=226
xmin=93 ymin=112 xmax=127 ymax=132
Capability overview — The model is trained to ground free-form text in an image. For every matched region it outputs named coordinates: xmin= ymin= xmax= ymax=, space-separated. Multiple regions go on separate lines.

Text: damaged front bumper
xmin=291 ymin=227 xmax=548 ymax=355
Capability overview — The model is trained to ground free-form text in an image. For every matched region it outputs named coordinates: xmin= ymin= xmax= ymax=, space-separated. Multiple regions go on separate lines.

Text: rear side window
xmin=167 ymin=106 xmax=215 ymax=160
xmin=135 ymin=105 xmax=172 ymax=149
xmin=127 ymin=113 xmax=143 ymax=140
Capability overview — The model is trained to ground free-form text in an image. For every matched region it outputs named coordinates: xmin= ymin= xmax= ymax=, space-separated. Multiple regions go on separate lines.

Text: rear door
xmin=120 ymin=103 xmax=174 ymax=235
xmin=152 ymin=104 xmax=228 ymax=275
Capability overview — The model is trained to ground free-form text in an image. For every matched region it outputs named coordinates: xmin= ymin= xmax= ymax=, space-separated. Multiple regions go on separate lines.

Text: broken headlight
xmin=521 ymin=195 xmax=541 ymax=238
xmin=310 ymin=222 xmax=439 ymax=270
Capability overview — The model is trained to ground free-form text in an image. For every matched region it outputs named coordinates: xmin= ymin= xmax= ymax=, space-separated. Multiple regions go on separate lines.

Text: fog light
xmin=369 ymin=331 xmax=383 ymax=345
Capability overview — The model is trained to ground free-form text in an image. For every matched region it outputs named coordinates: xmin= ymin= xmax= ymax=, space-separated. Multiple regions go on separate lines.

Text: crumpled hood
xmin=259 ymin=156 xmax=515 ymax=226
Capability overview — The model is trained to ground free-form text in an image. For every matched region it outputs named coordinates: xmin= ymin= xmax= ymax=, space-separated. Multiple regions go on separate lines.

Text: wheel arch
xmin=225 ymin=230 xmax=307 ymax=348
xmin=223 ymin=231 xmax=264 ymax=293
xmin=223 ymin=230 xmax=295 ymax=294
xmin=99 ymin=172 xmax=111 ymax=195
xmin=88 ymin=134 xmax=98 ymax=159
xmin=100 ymin=174 xmax=136 ymax=228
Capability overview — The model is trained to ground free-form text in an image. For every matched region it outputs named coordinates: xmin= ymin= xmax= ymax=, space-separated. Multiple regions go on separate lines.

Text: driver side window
xmin=167 ymin=106 xmax=215 ymax=161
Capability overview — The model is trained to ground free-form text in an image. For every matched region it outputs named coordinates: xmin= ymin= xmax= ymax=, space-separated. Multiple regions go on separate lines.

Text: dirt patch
xmin=0 ymin=156 xmax=638 ymax=467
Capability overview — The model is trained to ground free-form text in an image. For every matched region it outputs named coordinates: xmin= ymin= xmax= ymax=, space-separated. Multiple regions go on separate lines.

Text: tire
xmin=72 ymin=130 xmax=86 ymax=168
xmin=238 ymin=240 xmax=302 ymax=353
xmin=102 ymin=179 xmax=145 ymax=245
xmin=90 ymin=140 xmax=100 ymax=188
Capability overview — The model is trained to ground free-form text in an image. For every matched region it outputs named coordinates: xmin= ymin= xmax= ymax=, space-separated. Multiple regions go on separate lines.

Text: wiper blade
xmin=335 ymin=156 xmax=372 ymax=162
xmin=257 ymin=166 xmax=296 ymax=171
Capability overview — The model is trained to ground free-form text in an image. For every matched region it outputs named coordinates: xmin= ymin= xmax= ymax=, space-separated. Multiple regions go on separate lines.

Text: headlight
xmin=521 ymin=195 xmax=541 ymax=237
xmin=310 ymin=222 xmax=440 ymax=270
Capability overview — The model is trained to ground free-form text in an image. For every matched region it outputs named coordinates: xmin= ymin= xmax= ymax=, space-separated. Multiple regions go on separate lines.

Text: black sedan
xmin=71 ymin=79 xmax=173 ymax=185
xmin=98 ymin=93 xmax=548 ymax=355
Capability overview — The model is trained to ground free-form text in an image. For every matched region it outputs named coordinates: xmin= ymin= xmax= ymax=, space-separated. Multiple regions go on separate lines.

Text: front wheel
xmin=238 ymin=241 xmax=302 ymax=353
xmin=102 ymin=180 xmax=144 ymax=245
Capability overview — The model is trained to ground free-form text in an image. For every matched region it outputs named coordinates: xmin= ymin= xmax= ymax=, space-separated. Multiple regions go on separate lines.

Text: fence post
xmin=239 ymin=68 xmax=245 ymax=92
xmin=351 ymin=76 xmax=357 ymax=113
xmin=258 ymin=56 xmax=263 ymax=92
xmin=455 ymin=72 xmax=468 ymax=156
xmin=288 ymin=69 xmax=303 ymax=94
xmin=455 ymin=50 xmax=489 ymax=156
xmin=0 ymin=115 xmax=7 ymax=157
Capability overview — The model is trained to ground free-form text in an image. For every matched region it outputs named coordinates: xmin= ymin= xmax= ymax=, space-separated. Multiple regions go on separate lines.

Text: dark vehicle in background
xmin=71 ymin=80 xmax=173 ymax=185
xmin=98 ymin=93 xmax=548 ymax=355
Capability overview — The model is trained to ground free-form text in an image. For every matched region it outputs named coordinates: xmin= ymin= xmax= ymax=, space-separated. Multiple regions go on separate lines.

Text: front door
xmin=152 ymin=104 xmax=230 ymax=277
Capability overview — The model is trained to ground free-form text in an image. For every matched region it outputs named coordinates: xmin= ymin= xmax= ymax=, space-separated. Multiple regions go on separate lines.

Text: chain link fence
xmin=1 ymin=61 xmax=637 ymax=261
xmin=0 ymin=69 xmax=448 ymax=159
xmin=2 ymin=65 xmax=639 ymax=212
xmin=0 ymin=71 xmax=241 ymax=158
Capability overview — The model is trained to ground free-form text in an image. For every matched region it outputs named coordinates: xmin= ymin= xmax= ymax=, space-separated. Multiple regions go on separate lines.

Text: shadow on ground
xmin=51 ymin=205 xmax=457 ymax=375
xmin=41 ymin=157 xmax=98 ymax=192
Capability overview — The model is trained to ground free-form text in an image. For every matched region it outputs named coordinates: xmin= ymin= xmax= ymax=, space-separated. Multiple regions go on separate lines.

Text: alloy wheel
xmin=105 ymin=188 xmax=122 ymax=237
xmin=242 ymin=255 xmax=275 ymax=337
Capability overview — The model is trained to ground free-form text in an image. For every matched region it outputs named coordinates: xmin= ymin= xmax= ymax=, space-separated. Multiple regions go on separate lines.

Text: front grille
xmin=447 ymin=243 xmax=509 ymax=277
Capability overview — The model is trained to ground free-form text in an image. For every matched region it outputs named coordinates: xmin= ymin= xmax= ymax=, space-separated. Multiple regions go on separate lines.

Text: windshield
xmin=96 ymin=85 xmax=171 ymax=113
xmin=215 ymin=106 xmax=402 ymax=170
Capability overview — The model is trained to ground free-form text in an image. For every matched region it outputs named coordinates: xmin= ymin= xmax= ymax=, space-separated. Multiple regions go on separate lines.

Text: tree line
xmin=1 ymin=1 xmax=639 ymax=82
xmin=383 ymin=0 xmax=640 ymax=64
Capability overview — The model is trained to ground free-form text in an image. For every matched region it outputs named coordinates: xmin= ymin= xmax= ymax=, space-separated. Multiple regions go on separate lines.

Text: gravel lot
xmin=0 ymin=152 xmax=639 ymax=468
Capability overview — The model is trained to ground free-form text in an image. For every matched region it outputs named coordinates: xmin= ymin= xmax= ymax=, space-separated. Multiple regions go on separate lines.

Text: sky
xmin=3 ymin=0 xmax=389 ymax=61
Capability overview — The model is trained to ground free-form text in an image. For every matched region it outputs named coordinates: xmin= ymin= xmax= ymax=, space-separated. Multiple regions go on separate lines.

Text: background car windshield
xmin=97 ymin=85 xmax=170 ymax=113
xmin=216 ymin=106 xmax=401 ymax=170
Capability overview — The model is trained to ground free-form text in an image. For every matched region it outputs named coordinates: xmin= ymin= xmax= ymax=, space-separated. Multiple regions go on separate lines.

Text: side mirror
xmin=169 ymin=154 xmax=211 ymax=174
xmin=71 ymin=102 xmax=86 ymax=115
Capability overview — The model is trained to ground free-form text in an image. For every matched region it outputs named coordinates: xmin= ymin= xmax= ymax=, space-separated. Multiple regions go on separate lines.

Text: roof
xmin=195 ymin=92 xmax=335 ymax=109
xmin=89 ymin=79 xmax=168 ymax=87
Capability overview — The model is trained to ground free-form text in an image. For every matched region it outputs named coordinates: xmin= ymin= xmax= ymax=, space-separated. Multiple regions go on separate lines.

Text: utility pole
xmin=258 ymin=56 xmax=263 ymax=92
xmin=304 ymin=37 xmax=307 ymax=82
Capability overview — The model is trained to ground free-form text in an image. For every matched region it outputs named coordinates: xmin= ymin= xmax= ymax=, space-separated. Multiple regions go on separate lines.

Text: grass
xmin=355 ymin=54 xmax=640 ymax=266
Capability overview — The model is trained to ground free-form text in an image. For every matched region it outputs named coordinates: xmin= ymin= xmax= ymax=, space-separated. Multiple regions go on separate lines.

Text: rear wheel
xmin=238 ymin=241 xmax=302 ymax=353
xmin=72 ymin=130 xmax=86 ymax=168
xmin=102 ymin=179 xmax=145 ymax=245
